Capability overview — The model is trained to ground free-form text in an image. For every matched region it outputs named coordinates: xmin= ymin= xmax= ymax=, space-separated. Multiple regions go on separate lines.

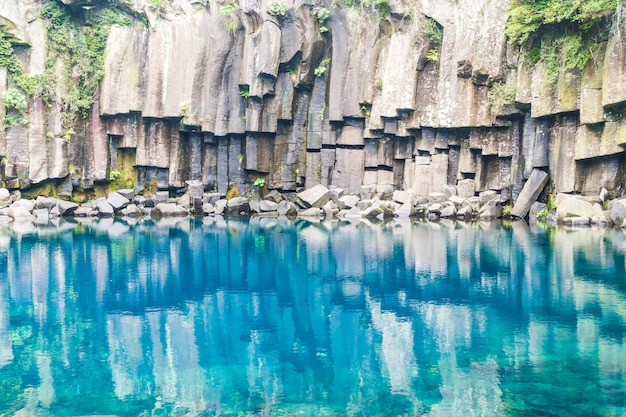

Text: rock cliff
xmin=2 ymin=0 xmax=626 ymax=206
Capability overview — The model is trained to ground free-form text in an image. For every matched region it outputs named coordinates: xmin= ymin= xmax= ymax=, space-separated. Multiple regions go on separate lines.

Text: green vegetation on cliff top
xmin=506 ymin=0 xmax=621 ymax=82
xmin=506 ymin=0 xmax=618 ymax=45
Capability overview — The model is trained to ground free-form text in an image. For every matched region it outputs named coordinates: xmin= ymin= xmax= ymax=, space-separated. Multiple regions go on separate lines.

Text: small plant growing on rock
xmin=253 ymin=177 xmax=266 ymax=188
xmin=3 ymin=88 xmax=27 ymax=112
xmin=109 ymin=170 xmax=121 ymax=181
xmin=424 ymin=17 xmax=443 ymax=64
xmin=314 ymin=58 xmax=331 ymax=77
xmin=63 ymin=128 xmax=75 ymax=142
xmin=426 ymin=49 xmax=440 ymax=63
xmin=219 ymin=2 xmax=240 ymax=33
xmin=267 ymin=1 xmax=288 ymax=17
xmin=316 ymin=7 xmax=330 ymax=32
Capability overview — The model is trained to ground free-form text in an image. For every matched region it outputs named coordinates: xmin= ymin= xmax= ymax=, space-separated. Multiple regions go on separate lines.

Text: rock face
xmin=1 ymin=0 xmax=626 ymax=209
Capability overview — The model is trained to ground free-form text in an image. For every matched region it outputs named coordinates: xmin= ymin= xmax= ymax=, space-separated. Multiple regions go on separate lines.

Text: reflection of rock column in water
xmin=419 ymin=303 xmax=504 ymax=416
xmin=162 ymin=305 xmax=205 ymax=411
xmin=106 ymin=314 xmax=148 ymax=398
xmin=0 ymin=279 xmax=14 ymax=367
xmin=368 ymin=297 xmax=419 ymax=404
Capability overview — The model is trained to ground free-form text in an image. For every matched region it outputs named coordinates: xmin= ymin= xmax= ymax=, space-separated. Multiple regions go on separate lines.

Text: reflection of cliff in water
xmin=1 ymin=218 xmax=625 ymax=415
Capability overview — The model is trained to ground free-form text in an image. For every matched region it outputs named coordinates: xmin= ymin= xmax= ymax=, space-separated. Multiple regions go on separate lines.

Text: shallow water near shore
xmin=0 ymin=217 xmax=625 ymax=416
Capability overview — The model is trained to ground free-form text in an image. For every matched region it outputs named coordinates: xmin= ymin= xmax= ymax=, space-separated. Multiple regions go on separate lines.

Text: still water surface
xmin=1 ymin=217 xmax=626 ymax=416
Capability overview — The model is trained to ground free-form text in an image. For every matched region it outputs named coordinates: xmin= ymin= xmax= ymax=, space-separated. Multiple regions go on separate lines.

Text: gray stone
xmin=428 ymin=203 xmax=442 ymax=213
xmin=297 ymin=184 xmax=331 ymax=209
xmin=330 ymin=187 xmax=345 ymax=200
xmin=479 ymin=190 xmax=498 ymax=205
xmin=73 ymin=206 xmax=93 ymax=217
xmin=35 ymin=196 xmax=57 ymax=210
xmin=479 ymin=204 xmax=502 ymax=219
xmin=116 ymin=189 xmax=136 ymax=200
xmin=599 ymin=188 xmax=610 ymax=203
xmin=277 ymin=200 xmax=298 ymax=217
xmin=120 ymin=204 xmax=142 ymax=217
xmin=591 ymin=203 xmax=605 ymax=219
xmin=96 ymin=200 xmax=115 ymax=217
xmin=394 ymin=202 xmax=414 ymax=218
xmin=57 ymin=200 xmax=79 ymax=216
xmin=429 ymin=192 xmax=447 ymax=204
xmin=185 ymin=180 xmax=204 ymax=199
xmin=177 ymin=194 xmax=191 ymax=209
xmin=214 ymin=199 xmax=227 ymax=215
xmin=107 ymin=191 xmax=130 ymax=211
xmin=360 ymin=185 xmax=376 ymax=200
xmin=343 ymin=206 xmax=363 ymax=219
xmin=33 ymin=208 xmax=50 ymax=220
xmin=6 ymin=206 xmax=33 ymax=219
xmin=392 ymin=190 xmax=413 ymax=204
xmin=154 ymin=191 xmax=169 ymax=204
xmin=529 ymin=202 xmax=548 ymax=219
xmin=357 ymin=200 xmax=373 ymax=210
xmin=259 ymin=200 xmax=278 ymax=212
xmin=511 ymin=169 xmax=549 ymax=218
xmin=457 ymin=205 xmax=473 ymax=219
xmin=12 ymin=199 xmax=34 ymax=212
xmin=340 ymin=195 xmax=361 ymax=208
xmin=555 ymin=195 xmax=593 ymax=221
xmin=264 ymin=190 xmax=283 ymax=204
xmin=323 ymin=201 xmax=338 ymax=218
xmin=440 ymin=205 xmax=457 ymax=218
xmin=457 ymin=179 xmax=476 ymax=198
xmin=249 ymin=201 xmax=261 ymax=213
xmin=449 ymin=195 xmax=466 ymax=206
xmin=203 ymin=203 xmax=215 ymax=215
xmin=0 ymin=188 xmax=9 ymax=201
xmin=152 ymin=203 xmax=189 ymax=217
xmin=225 ymin=197 xmax=250 ymax=215
xmin=609 ymin=199 xmax=626 ymax=226
xmin=362 ymin=206 xmax=385 ymax=219
xmin=204 ymin=193 xmax=221 ymax=205
xmin=49 ymin=205 xmax=61 ymax=218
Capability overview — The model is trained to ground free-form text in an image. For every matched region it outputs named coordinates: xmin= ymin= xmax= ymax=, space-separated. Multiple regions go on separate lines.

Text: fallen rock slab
xmin=556 ymin=194 xmax=593 ymax=221
xmin=277 ymin=200 xmax=298 ymax=216
xmin=511 ymin=169 xmax=549 ymax=218
xmin=297 ymin=184 xmax=331 ymax=208
xmin=225 ymin=197 xmax=250 ymax=215
xmin=152 ymin=203 xmax=189 ymax=217
xmin=108 ymin=191 xmax=131 ymax=211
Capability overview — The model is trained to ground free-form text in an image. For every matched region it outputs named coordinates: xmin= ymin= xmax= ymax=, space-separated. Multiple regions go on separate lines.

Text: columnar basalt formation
xmin=2 ymin=0 xmax=626 ymax=208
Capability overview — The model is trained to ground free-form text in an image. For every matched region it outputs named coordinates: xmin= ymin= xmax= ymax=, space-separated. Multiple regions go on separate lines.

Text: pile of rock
xmin=2 ymin=182 xmax=626 ymax=227
xmin=527 ymin=190 xmax=616 ymax=227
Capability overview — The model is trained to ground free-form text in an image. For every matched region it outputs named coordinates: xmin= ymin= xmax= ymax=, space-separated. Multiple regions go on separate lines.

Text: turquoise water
xmin=1 ymin=217 xmax=625 ymax=417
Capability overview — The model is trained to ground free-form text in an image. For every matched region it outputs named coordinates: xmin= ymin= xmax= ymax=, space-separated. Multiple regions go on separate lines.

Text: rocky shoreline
xmin=1 ymin=180 xmax=625 ymax=228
